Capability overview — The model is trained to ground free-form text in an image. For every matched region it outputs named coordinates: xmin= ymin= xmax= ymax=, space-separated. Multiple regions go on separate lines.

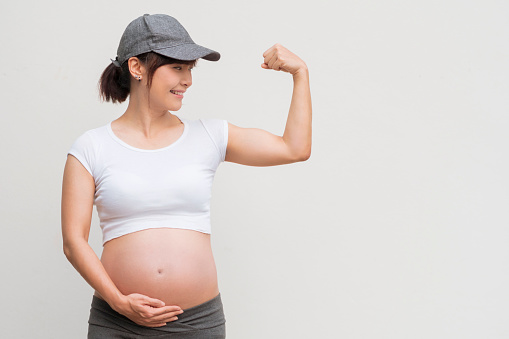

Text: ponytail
xmin=98 ymin=62 xmax=130 ymax=103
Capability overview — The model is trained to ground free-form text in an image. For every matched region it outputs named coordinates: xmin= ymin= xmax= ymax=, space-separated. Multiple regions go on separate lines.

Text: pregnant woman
xmin=61 ymin=13 xmax=311 ymax=338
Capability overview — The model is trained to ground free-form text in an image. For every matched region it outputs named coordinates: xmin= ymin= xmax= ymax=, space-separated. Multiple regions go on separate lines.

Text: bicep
xmin=224 ymin=122 xmax=301 ymax=166
xmin=61 ymin=154 xmax=95 ymax=245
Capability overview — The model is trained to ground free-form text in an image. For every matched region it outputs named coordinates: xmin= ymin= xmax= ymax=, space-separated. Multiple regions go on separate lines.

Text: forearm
xmin=64 ymin=239 xmax=126 ymax=311
xmin=282 ymin=67 xmax=312 ymax=160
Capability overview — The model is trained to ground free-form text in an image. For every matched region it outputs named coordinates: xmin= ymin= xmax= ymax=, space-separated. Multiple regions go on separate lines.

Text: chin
xmin=157 ymin=103 xmax=182 ymax=112
xmin=169 ymin=105 xmax=183 ymax=111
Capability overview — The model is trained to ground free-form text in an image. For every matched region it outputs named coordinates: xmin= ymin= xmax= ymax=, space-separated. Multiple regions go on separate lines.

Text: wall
xmin=1 ymin=0 xmax=508 ymax=338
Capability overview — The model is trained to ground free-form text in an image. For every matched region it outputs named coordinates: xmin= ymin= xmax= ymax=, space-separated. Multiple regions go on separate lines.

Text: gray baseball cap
xmin=112 ymin=14 xmax=220 ymax=67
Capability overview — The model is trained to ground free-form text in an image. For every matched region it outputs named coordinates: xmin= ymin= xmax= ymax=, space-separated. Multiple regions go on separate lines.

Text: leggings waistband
xmin=88 ymin=294 xmax=226 ymax=336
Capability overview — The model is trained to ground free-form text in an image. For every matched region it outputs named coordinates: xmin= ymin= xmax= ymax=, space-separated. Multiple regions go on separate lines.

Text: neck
xmin=117 ymin=100 xmax=180 ymax=139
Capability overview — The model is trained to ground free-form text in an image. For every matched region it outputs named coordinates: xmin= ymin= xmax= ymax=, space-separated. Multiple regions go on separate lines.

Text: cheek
xmin=149 ymin=82 xmax=168 ymax=98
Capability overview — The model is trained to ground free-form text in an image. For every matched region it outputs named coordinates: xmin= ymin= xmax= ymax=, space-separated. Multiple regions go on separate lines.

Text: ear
xmin=127 ymin=57 xmax=145 ymax=80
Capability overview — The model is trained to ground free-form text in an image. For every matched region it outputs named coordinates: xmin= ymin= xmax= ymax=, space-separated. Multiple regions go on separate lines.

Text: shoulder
xmin=185 ymin=117 xmax=228 ymax=162
xmin=181 ymin=116 xmax=228 ymax=138
xmin=198 ymin=117 xmax=227 ymax=131
xmin=70 ymin=123 xmax=108 ymax=145
xmin=67 ymin=123 xmax=109 ymax=174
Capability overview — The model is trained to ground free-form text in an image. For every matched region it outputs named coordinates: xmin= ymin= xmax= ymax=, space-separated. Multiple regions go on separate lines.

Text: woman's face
xmin=147 ymin=63 xmax=193 ymax=111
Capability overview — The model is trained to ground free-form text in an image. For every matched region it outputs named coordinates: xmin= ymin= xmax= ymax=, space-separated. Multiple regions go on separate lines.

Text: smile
xmin=170 ymin=90 xmax=184 ymax=96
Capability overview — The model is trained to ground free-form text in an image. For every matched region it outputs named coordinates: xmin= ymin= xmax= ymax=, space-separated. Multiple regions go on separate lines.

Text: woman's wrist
xmin=105 ymin=291 xmax=128 ymax=313
xmin=292 ymin=66 xmax=309 ymax=80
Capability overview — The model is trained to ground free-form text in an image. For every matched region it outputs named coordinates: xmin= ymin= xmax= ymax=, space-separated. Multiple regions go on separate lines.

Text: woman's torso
xmin=87 ymin=116 xmax=227 ymax=310
xmin=94 ymin=228 xmax=219 ymax=309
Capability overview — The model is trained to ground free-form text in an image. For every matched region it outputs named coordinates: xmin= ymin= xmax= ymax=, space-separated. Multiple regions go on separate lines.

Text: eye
xmin=173 ymin=66 xmax=193 ymax=71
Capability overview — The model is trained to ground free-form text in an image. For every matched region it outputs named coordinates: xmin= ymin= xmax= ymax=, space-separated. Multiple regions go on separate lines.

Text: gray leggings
xmin=88 ymin=294 xmax=226 ymax=338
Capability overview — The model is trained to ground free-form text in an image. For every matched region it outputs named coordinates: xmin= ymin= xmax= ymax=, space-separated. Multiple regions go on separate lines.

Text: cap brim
xmin=154 ymin=43 xmax=220 ymax=61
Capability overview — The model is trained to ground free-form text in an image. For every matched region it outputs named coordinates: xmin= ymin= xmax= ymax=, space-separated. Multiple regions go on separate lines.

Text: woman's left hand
xmin=261 ymin=43 xmax=308 ymax=76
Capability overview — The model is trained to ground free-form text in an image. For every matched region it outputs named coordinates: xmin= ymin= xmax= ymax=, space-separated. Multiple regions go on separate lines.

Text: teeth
xmin=171 ymin=90 xmax=183 ymax=95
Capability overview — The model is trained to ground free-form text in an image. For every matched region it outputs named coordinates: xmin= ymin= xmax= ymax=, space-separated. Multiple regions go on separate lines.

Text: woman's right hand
xmin=114 ymin=293 xmax=184 ymax=327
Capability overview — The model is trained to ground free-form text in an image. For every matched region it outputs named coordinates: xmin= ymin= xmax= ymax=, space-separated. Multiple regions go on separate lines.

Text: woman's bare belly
xmin=94 ymin=228 xmax=219 ymax=310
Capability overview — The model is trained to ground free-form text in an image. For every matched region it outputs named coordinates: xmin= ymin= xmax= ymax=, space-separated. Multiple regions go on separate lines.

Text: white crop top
xmin=66 ymin=116 xmax=228 ymax=245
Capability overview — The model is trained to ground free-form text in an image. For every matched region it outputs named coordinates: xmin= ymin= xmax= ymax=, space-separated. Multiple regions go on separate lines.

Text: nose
xmin=181 ymin=70 xmax=192 ymax=88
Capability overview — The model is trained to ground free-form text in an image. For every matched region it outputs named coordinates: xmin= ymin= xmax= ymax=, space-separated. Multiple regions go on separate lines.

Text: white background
xmin=1 ymin=0 xmax=508 ymax=338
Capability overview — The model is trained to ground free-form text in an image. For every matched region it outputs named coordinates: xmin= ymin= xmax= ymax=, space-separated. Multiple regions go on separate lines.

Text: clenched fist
xmin=261 ymin=43 xmax=307 ymax=76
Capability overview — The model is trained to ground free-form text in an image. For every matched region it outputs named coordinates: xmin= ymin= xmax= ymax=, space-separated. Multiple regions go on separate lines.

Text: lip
xmin=170 ymin=90 xmax=185 ymax=98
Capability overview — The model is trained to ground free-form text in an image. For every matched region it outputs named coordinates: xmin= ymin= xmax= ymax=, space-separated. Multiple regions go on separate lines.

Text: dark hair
xmin=99 ymin=52 xmax=198 ymax=104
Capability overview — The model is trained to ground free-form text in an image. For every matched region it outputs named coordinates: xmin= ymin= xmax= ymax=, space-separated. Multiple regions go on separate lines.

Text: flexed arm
xmin=225 ymin=43 xmax=312 ymax=166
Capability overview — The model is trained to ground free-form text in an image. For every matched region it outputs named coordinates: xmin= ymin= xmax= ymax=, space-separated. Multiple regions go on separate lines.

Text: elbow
xmin=63 ymin=242 xmax=73 ymax=260
xmin=62 ymin=237 xmax=81 ymax=261
xmin=296 ymin=148 xmax=311 ymax=162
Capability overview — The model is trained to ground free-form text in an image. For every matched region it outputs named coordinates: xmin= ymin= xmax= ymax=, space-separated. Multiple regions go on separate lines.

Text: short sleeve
xmin=67 ymin=131 xmax=95 ymax=177
xmin=220 ymin=120 xmax=228 ymax=162
xmin=200 ymin=119 xmax=229 ymax=162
